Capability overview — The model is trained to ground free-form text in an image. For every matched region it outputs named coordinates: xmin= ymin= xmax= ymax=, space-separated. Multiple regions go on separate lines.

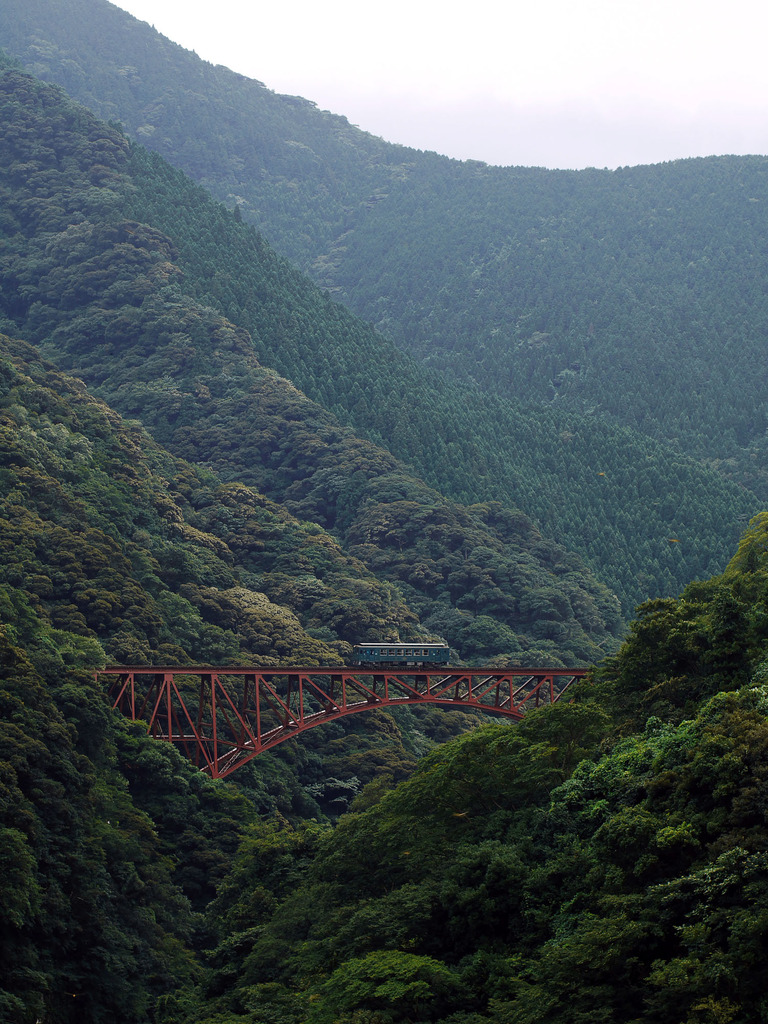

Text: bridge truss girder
xmin=99 ymin=665 xmax=588 ymax=778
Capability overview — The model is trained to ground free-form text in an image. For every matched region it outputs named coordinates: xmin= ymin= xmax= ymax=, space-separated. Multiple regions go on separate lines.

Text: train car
xmin=351 ymin=642 xmax=451 ymax=667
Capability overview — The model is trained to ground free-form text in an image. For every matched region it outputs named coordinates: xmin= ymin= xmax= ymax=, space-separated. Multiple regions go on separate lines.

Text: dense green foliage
xmin=2 ymin=11 xmax=768 ymax=1023
xmin=0 ymin=631 xmax=200 ymax=1023
xmin=0 ymin=63 xmax=620 ymax=1018
xmin=0 ymin=63 xmax=624 ymax=664
xmin=5 ymin=0 xmax=768 ymax=510
xmin=8 ymin=459 xmax=768 ymax=1022
xmin=0 ymin=56 xmax=758 ymax=614
xmin=121 ymin=148 xmax=758 ymax=611
xmin=0 ymin=334 xmax=487 ymax=1020
xmin=166 ymin=515 xmax=768 ymax=1024
xmin=0 ymin=333 xmax=406 ymax=667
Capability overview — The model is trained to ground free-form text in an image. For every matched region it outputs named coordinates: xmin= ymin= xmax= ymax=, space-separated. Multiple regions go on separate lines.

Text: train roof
xmin=353 ymin=642 xmax=448 ymax=648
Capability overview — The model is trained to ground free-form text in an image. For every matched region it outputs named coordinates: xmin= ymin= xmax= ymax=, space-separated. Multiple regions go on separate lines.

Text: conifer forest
xmin=2 ymin=2 xmax=768 ymax=1021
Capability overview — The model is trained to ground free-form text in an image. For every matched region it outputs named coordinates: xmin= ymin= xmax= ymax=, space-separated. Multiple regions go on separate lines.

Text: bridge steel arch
xmin=99 ymin=665 xmax=588 ymax=778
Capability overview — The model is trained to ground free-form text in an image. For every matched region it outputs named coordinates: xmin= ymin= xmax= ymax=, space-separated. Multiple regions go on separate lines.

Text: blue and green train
xmin=351 ymin=642 xmax=451 ymax=667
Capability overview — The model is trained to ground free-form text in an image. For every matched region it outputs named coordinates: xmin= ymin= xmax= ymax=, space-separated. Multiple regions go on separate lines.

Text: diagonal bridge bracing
xmin=99 ymin=665 xmax=589 ymax=778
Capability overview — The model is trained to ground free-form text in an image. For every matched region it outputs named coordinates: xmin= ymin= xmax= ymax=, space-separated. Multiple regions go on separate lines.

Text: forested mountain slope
xmin=3 ymin=7 xmax=768 ymax=1024
xmin=321 ymin=155 xmax=768 ymax=491
xmin=0 ymin=334 xmax=405 ymax=670
xmin=4 ymin=299 xmax=768 ymax=1021
xmin=0 ymin=0 xmax=407 ymax=266
xmin=5 ymin=298 xmax=768 ymax=1024
xmin=0 ymin=332 xmax=451 ymax=1020
xmin=167 ymin=512 xmax=768 ymax=1024
xmin=0 ymin=332 xmax=453 ymax=1021
xmin=0 ymin=63 xmax=625 ymax=666
xmin=0 ymin=56 xmax=758 ymax=616
xmin=3 ymin=0 xmax=768 ymax=504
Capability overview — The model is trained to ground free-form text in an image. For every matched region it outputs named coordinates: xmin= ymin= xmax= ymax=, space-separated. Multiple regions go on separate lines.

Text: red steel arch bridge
xmin=99 ymin=665 xmax=589 ymax=778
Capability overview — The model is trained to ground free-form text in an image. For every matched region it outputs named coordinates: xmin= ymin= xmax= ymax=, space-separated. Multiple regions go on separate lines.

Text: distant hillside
xmin=0 ymin=0 xmax=404 ymax=265
xmin=4 ymin=0 xmax=768 ymax=505
xmin=0 ymin=60 xmax=758 ymax=622
xmin=0 ymin=0 xmax=765 ymax=615
xmin=0 ymin=63 xmax=629 ymax=666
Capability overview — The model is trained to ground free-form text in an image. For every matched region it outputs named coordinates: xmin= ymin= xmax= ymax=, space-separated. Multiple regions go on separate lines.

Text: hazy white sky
xmin=111 ymin=0 xmax=768 ymax=169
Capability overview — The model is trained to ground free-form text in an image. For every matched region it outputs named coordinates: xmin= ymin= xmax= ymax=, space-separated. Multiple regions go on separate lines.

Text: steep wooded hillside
xmin=0 ymin=0 xmax=409 ymax=266
xmin=0 ymin=63 xmax=626 ymax=666
xmin=1 ymin=325 xmax=491 ymax=830
xmin=3 ymin=0 xmax=768 ymax=504
xmin=4 ymin=327 xmax=768 ymax=1021
xmin=173 ymin=513 xmax=768 ymax=1024
xmin=0 ymin=334 xmax=402 ymax=669
xmin=0 ymin=53 xmax=758 ymax=615
xmin=0 ymin=334 xmax=430 ymax=1021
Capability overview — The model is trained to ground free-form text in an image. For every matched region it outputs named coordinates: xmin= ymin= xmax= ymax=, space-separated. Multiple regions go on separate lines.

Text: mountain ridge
xmin=1 ymin=0 xmax=765 ymax=614
xmin=0 ymin=61 xmax=629 ymax=666
xmin=0 ymin=57 xmax=759 ymax=623
xmin=5 ymin=0 xmax=768 ymax=509
xmin=3 ymin=14 xmax=768 ymax=1024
